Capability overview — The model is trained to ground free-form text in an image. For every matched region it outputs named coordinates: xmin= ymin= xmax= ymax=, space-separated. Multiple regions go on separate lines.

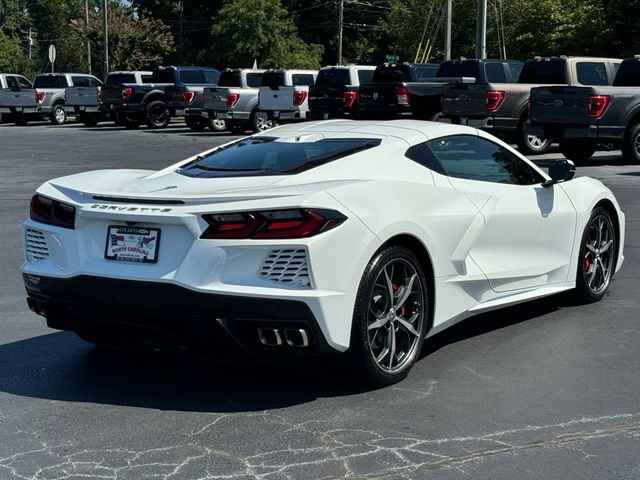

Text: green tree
xmin=210 ymin=0 xmax=323 ymax=69
xmin=0 ymin=28 xmax=22 ymax=70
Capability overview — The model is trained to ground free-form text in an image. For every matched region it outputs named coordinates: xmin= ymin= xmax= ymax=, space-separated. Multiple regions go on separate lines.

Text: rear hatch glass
xmin=518 ymin=60 xmax=566 ymax=84
xmin=178 ymin=137 xmax=382 ymax=177
xmin=33 ymin=76 xmax=67 ymax=88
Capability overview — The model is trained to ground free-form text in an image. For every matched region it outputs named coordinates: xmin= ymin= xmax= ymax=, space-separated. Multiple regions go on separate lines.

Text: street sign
xmin=48 ymin=44 xmax=56 ymax=73
xmin=385 ymin=54 xmax=399 ymax=63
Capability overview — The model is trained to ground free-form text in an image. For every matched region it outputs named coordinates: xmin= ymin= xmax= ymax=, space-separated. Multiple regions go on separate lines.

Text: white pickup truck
xmin=257 ymin=69 xmax=318 ymax=124
xmin=0 ymin=73 xmax=32 ymax=123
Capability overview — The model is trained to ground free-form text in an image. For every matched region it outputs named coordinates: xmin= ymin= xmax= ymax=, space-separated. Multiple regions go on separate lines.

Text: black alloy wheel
xmin=145 ymin=100 xmax=169 ymax=129
xmin=185 ymin=115 xmax=208 ymax=132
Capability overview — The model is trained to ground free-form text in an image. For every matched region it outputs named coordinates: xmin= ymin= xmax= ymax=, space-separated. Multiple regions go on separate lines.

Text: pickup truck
xmin=101 ymin=66 xmax=216 ymax=129
xmin=527 ymin=56 xmax=640 ymax=163
xmin=0 ymin=73 xmax=32 ymax=123
xmin=357 ymin=60 xmax=497 ymax=121
xmin=0 ymin=73 xmax=102 ymax=125
xmin=308 ymin=65 xmax=375 ymax=120
xmin=64 ymin=75 xmax=105 ymax=127
xmin=441 ymin=56 xmax=621 ymax=154
xmin=202 ymin=68 xmax=266 ymax=134
xmin=257 ymin=69 xmax=318 ymax=124
xmin=163 ymin=66 xmax=221 ymax=131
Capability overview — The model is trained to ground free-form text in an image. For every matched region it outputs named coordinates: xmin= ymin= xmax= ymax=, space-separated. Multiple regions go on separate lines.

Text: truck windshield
xmin=518 ymin=60 xmax=566 ymax=84
xmin=218 ymin=71 xmax=241 ymax=87
xmin=33 ymin=76 xmax=67 ymax=88
xmin=614 ymin=60 xmax=640 ymax=87
xmin=105 ymin=73 xmax=136 ymax=84
xmin=151 ymin=69 xmax=174 ymax=83
xmin=178 ymin=137 xmax=382 ymax=178
xmin=316 ymin=69 xmax=350 ymax=86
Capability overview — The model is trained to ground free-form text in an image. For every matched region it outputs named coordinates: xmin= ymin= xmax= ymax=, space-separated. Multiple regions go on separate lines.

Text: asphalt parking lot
xmin=1 ymin=121 xmax=639 ymax=479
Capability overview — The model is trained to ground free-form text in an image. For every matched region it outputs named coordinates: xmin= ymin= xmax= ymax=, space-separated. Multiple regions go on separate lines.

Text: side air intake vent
xmin=25 ymin=228 xmax=49 ymax=261
xmin=259 ymin=249 xmax=310 ymax=287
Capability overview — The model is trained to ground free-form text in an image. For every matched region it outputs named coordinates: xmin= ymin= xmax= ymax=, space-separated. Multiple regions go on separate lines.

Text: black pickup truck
xmin=528 ymin=56 xmax=640 ymax=163
xmin=101 ymin=66 xmax=217 ymax=129
xmin=308 ymin=65 xmax=375 ymax=119
xmin=164 ymin=66 xmax=221 ymax=131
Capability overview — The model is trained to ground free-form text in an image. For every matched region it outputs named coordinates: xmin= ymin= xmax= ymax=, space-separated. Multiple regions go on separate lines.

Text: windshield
xmin=178 ymin=137 xmax=382 ymax=178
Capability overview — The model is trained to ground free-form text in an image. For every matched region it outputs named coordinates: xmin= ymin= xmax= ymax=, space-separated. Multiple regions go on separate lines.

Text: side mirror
xmin=542 ymin=159 xmax=575 ymax=187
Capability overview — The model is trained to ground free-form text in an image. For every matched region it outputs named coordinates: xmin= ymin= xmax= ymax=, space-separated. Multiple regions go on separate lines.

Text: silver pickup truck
xmin=258 ymin=69 xmax=318 ymax=125
xmin=65 ymin=75 xmax=105 ymax=127
xmin=0 ymin=73 xmax=102 ymax=125
xmin=202 ymin=68 xmax=266 ymax=134
xmin=0 ymin=73 xmax=32 ymax=123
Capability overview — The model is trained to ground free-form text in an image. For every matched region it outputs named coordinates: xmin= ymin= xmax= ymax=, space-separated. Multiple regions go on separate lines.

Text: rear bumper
xmin=64 ymin=105 xmax=101 ymax=114
xmin=166 ymin=107 xmax=204 ymax=118
xmin=440 ymin=115 xmax=518 ymax=131
xmin=0 ymin=106 xmax=43 ymax=114
xmin=24 ymin=274 xmax=338 ymax=361
xmin=204 ymin=110 xmax=251 ymax=121
xmin=527 ymin=123 xmax=625 ymax=141
xmin=264 ymin=110 xmax=306 ymax=121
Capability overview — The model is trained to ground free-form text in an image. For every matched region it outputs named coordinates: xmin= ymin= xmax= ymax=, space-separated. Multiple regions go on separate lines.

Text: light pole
xmin=102 ymin=0 xmax=109 ymax=80
xmin=85 ymin=0 xmax=91 ymax=74
xmin=337 ymin=0 xmax=344 ymax=65
xmin=475 ymin=0 xmax=487 ymax=59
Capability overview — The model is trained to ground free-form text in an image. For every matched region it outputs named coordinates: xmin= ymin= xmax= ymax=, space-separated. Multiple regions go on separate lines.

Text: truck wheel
xmin=516 ymin=124 xmax=551 ymax=155
xmin=14 ymin=114 xmax=28 ymax=126
xmin=621 ymin=123 xmax=640 ymax=164
xmin=228 ymin=122 xmax=247 ymax=135
xmin=208 ymin=118 xmax=226 ymax=132
xmin=145 ymin=100 xmax=169 ymax=129
xmin=80 ymin=114 xmax=98 ymax=127
xmin=251 ymin=111 xmax=275 ymax=132
xmin=50 ymin=103 xmax=67 ymax=125
xmin=185 ymin=115 xmax=207 ymax=132
xmin=559 ymin=139 xmax=597 ymax=163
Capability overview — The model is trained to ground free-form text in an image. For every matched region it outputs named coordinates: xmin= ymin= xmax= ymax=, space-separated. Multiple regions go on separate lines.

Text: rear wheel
xmin=559 ymin=139 xmax=596 ymax=163
xmin=208 ymin=117 xmax=226 ymax=132
xmin=145 ymin=100 xmax=169 ymax=129
xmin=347 ymin=246 xmax=428 ymax=386
xmin=50 ymin=103 xmax=67 ymax=125
xmin=251 ymin=111 xmax=274 ymax=132
xmin=14 ymin=114 xmax=28 ymax=126
xmin=516 ymin=122 xmax=552 ymax=155
xmin=228 ymin=121 xmax=247 ymax=135
xmin=80 ymin=114 xmax=98 ymax=127
xmin=621 ymin=123 xmax=640 ymax=164
xmin=124 ymin=116 xmax=142 ymax=129
xmin=574 ymin=207 xmax=617 ymax=303
xmin=185 ymin=115 xmax=208 ymax=132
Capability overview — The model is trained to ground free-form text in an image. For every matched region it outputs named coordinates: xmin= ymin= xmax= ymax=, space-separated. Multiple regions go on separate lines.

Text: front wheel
xmin=347 ymin=246 xmax=429 ymax=386
xmin=574 ymin=207 xmax=617 ymax=303
xmin=145 ymin=100 xmax=169 ymax=129
xmin=559 ymin=139 xmax=596 ymax=163
xmin=621 ymin=123 xmax=640 ymax=163
xmin=50 ymin=103 xmax=67 ymax=125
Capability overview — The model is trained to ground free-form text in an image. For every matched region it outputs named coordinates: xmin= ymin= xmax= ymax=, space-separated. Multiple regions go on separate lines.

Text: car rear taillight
xmin=343 ymin=90 xmax=358 ymax=109
xmin=293 ymin=91 xmax=308 ymax=107
xmin=200 ymin=208 xmax=346 ymax=239
xmin=396 ymin=86 xmax=410 ymax=106
xmin=588 ymin=95 xmax=610 ymax=118
xmin=485 ymin=90 xmax=505 ymax=112
xmin=35 ymin=90 xmax=45 ymax=104
xmin=227 ymin=92 xmax=240 ymax=108
xmin=121 ymin=87 xmax=133 ymax=101
xmin=184 ymin=90 xmax=196 ymax=105
xmin=30 ymin=194 xmax=76 ymax=230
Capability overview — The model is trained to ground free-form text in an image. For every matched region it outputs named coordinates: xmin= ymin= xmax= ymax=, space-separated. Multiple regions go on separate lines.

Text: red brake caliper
xmin=584 ymin=256 xmax=591 ymax=271
xmin=392 ymin=283 xmax=406 ymax=317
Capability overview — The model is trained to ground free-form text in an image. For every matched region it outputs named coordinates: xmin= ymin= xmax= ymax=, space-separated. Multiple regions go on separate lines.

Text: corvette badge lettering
xmin=89 ymin=204 xmax=173 ymax=213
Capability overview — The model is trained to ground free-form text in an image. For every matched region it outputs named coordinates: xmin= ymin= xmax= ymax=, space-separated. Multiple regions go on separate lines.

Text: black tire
xmin=574 ymin=207 xmax=617 ymax=303
xmin=208 ymin=117 xmax=227 ymax=132
xmin=14 ymin=114 xmax=28 ymax=126
xmin=251 ymin=110 xmax=275 ymax=133
xmin=185 ymin=115 xmax=208 ymax=132
xmin=228 ymin=121 xmax=247 ymax=135
xmin=516 ymin=121 xmax=552 ymax=155
xmin=50 ymin=103 xmax=67 ymax=125
xmin=144 ymin=100 xmax=169 ymax=129
xmin=124 ymin=117 xmax=142 ymax=129
xmin=621 ymin=123 xmax=640 ymax=164
xmin=80 ymin=114 xmax=98 ymax=127
xmin=559 ymin=139 xmax=597 ymax=163
xmin=346 ymin=246 xmax=429 ymax=386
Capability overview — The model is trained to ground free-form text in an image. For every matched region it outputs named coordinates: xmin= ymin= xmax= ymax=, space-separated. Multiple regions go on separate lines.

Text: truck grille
xmin=259 ymin=249 xmax=310 ymax=287
xmin=25 ymin=228 xmax=49 ymax=261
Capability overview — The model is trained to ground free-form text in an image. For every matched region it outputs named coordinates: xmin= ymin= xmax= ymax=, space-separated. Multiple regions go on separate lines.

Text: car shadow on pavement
xmin=0 ymin=292 xmax=577 ymax=413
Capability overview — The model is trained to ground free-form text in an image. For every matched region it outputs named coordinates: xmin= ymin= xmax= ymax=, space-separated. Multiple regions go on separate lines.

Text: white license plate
xmin=460 ymin=117 xmax=468 ymax=125
xmin=273 ymin=111 xmax=280 ymax=118
xmin=15 ymin=107 xmax=23 ymax=112
xmin=105 ymin=226 xmax=160 ymax=263
xmin=79 ymin=106 xmax=86 ymax=111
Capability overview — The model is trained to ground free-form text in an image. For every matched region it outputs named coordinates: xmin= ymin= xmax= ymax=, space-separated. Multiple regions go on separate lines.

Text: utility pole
xmin=85 ymin=0 xmax=91 ymax=74
xmin=475 ymin=0 xmax=487 ymax=59
xmin=28 ymin=27 xmax=32 ymax=59
xmin=102 ymin=0 xmax=109 ymax=80
xmin=178 ymin=1 xmax=183 ymax=63
xmin=444 ymin=0 xmax=452 ymax=60
xmin=337 ymin=0 xmax=344 ymax=65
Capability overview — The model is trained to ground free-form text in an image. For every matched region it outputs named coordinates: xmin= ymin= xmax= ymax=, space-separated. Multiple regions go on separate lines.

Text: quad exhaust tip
xmin=257 ymin=327 xmax=309 ymax=348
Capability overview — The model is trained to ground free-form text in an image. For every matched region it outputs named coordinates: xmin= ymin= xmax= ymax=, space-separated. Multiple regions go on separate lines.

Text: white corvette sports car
xmin=22 ymin=120 xmax=624 ymax=385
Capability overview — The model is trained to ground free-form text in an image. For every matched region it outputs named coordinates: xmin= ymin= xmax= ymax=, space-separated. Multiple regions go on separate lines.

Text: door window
xmin=576 ymin=62 xmax=608 ymax=85
xmin=71 ymin=76 xmax=89 ymax=87
xmin=5 ymin=76 xmax=19 ymax=90
xmin=88 ymin=77 xmax=102 ymax=87
xmin=17 ymin=76 xmax=32 ymax=89
xmin=180 ymin=70 xmax=204 ymax=84
xmin=203 ymin=70 xmax=220 ymax=84
xmin=484 ymin=62 xmax=507 ymax=83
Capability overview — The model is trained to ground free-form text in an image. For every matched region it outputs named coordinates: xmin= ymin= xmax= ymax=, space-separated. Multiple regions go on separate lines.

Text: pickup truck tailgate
xmin=442 ymin=83 xmax=487 ymax=116
xmin=203 ymin=87 xmax=230 ymax=111
xmin=259 ymin=86 xmax=296 ymax=110
xmin=309 ymin=85 xmax=346 ymax=112
xmin=530 ymin=86 xmax=591 ymax=124
xmin=66 ymin=87 xmax=99 ymax=106
xmin=358 ymin=83 xmax=398 ymax=110
xmin=0 ymin=90 xmax=36 ymax=107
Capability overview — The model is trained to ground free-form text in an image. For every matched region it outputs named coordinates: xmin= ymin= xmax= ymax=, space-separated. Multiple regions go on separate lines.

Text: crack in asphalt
xmin=0 ymin=412 xmax=639 ymax=479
